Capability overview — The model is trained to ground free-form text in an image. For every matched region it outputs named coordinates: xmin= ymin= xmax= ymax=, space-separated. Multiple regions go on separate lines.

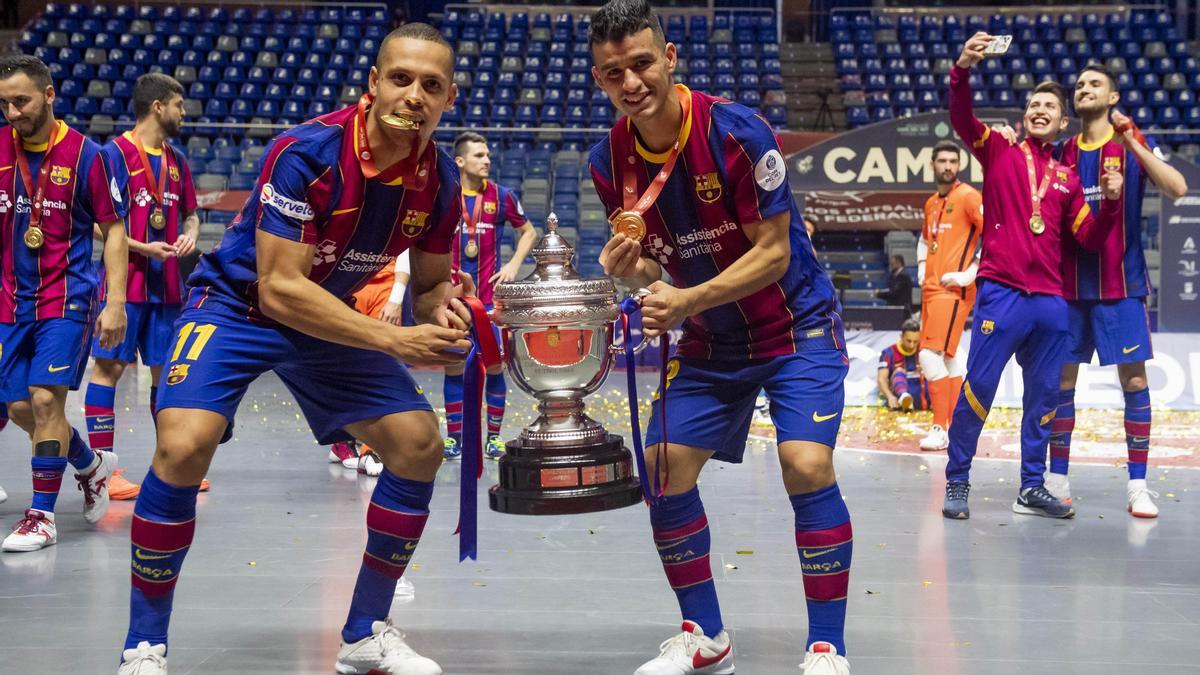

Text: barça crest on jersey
xmin=401 ymin=209 xmax=429 ymax=237
xmin=483 ymin=200 xmax=497 ymax=215
xmin=50 ymin=165 xmax=71 ymax=186
xmin=694 ymin=172 xmax=722 ymax=203
xmin=1103 ymin=156 xmax=1122 ymax=173
xmin=980 ymin=319 xmax=995 ymax=335
xmin=165 ymin=363 xmax=190 ymax=385
xmin=1056 ymin=169 xmax=1068 ymax=183
xmin=169 ymin=165 xmax=181 ymax=182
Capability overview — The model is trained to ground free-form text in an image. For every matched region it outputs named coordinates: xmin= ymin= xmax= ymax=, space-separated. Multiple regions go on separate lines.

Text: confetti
xmin=247 ymin=562 xmax=257 ymax=566
xmin=921 ymin=581 xmax=932 ymax=587
xmin=864 ymin=589 xmax=880 ymax=595
xmin=735 ymin=550 xmax=754 ymax=555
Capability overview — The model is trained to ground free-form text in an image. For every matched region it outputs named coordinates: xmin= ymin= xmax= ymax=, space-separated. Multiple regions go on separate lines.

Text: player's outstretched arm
xmin=639 ymin=210 xmax=789 ymax=338
xmin=255 ymin=230 xmax=470 ymax=366
xmin=949 ymin=33 xmax=999 ymax=165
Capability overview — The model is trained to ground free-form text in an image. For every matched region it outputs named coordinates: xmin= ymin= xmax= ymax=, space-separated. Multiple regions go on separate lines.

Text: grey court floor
xmin=0 ymin=368 xmax=1198 ymax=675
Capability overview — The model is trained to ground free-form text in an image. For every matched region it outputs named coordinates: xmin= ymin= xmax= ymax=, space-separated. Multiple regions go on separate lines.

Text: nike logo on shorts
xmin=812 ymin=411 xmax=839 ymax=423
xmin=48 ymin=364 xmax=70 ymax=373
xmin=1123 ymin=345 xmax=1140 ymax=354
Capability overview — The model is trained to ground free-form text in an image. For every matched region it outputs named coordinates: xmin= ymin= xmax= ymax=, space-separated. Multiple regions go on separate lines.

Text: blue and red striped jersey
xmin=451 ymin=179 xmax=526 ymax=306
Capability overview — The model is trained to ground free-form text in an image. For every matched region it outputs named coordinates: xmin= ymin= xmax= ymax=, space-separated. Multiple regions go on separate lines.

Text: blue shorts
xmin=1066 ymin=297 xmax=1153 ymax=366
xmin=644 ymin=349 xmax=849 ymax=463
xmin=0 ymin=318 xmax=92 ymax=402
xmin=92 ymin=302 xmax=181 ymax=366
xmin=158 ymin=306 xmax=433 ymax=444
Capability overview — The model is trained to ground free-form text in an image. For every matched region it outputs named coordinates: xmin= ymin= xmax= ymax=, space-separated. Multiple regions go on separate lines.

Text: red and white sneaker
xmin=329 ymin=441 xmax=357 ymax=465
xmin=357 ymin=450 xmax=384 ymax=477
xmin=634 ymin=621 xmax=734 ymax=675
xmin=801 ymin=642 xmax=850 ymax=674
xmin=2 ymin=509 xmax=57 ymax=552
xmin=76 ymin=451 xmax=117 ymax=524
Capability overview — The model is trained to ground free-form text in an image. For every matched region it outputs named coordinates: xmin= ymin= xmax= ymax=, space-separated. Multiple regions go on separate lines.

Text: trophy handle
xmin=611 ymin=288 xmax=654 ymax=355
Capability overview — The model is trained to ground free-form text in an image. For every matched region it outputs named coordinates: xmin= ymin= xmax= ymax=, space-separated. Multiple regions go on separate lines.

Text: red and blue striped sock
xmin=85 ymin=383 xmax=116 ymax=453
xmin=649 ymin=487 xmax=724 ymax=637
xmin=125 ymin=469 xmax=199 ymax=651
xmin=485 ymin=372 xmax=506 ymax=438
xmin=1049 ymin=388 xmax=1075 ymax=476
xmin=31 ymin=452 xmax=68 ymax=513
xmin=1124 ymin=388 xmax=1151 ymax=480
xmin=67 ymin=427 xmax=97 ymax=472
xmin=444 ymin=373 xmax=464 ymax=444
xmin=342 ymin=470 xmax=432 ymax=643
xmin=791 ymin=482 xmax=852 ymax=655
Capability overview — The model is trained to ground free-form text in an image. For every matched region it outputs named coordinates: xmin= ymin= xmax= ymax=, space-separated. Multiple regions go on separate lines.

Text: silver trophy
xmin=489 ymin=214 xmax=647 ymax=514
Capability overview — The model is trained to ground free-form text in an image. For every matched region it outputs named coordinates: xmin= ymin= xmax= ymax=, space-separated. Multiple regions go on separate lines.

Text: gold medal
xmin=380 ymin=113 xmax=418 ymax=131
xmin=464 ymin=239 xmax=479 ymax=258
xmin=150 ymin=210 xmax=165 ymax=230
xmin=611 ymin=210 xmax=646 ymax=242
xmin=24 ymin=225 xmax=44 ymax=249
xmin=1029 ymin=213 xmax=1045 ymax=234
xmin=931 ymin=240 xmax=939 ymax=253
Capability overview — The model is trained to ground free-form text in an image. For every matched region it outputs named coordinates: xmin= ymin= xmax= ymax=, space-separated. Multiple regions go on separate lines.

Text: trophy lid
xmin=492 ymin=213 xmax=618 ymax=324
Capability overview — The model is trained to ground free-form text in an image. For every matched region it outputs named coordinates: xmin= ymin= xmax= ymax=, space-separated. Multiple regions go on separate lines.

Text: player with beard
xmin=942 ymin=34 xmax=1120 ymax=520
xmin=916 ymin=141 xmax=983 ymax=451
xmin=0 ymin=54 xmax=128 ymax=551
xmin=84 ymin=73 xmax=205 ymax=501
xmin=1045 ymin=64 xmax=1187 ymax=515
xmin=589 ymin=2 xmax=851 ymax=673
xmin=116 ymin=25 xmax=470 ymax=674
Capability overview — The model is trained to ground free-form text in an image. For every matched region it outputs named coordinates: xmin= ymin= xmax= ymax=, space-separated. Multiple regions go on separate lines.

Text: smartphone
xmin=983 ymin=35 xmax=1013 ymax=56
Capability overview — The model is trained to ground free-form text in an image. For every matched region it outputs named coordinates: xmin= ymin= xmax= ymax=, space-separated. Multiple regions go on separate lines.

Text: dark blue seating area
xmin=834 ymin=9 xmax=1198 ymax=147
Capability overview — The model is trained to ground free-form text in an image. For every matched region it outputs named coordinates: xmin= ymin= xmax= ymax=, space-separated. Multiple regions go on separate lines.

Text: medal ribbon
xmin=459 ymin=186 xmax=484 ymax=255
xmin=1021 ymin=140 xmax=1056 ymax=226
xmin=620 ymin=85 xmax=693 ymax=217
xmin=131 ymin=129 xmax=168 ymax=221
xmin=455 ymin=295 xmax=502 ymax=562
xmin=13 ymin=120 xmax=62 ymax=230
xmin=619 ymin=296 xmax=670 ymax=505
xmin=354 ymin=94 xmax=431 ymax=190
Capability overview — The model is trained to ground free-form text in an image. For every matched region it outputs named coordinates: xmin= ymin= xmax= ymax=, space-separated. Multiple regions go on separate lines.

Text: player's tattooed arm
xmin=256 ymin=230 xmax=471 ymax=365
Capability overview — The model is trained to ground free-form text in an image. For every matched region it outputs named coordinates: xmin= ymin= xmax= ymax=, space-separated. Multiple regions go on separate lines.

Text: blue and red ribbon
xmin=455 ymin=296 xmax=501 ymax=561
xmin=619 ymin=297 xmax=670 ymax=505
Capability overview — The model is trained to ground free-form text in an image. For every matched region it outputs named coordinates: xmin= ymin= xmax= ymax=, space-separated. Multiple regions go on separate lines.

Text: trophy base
xmin=488 ymin=433 xmax=644 ymax=515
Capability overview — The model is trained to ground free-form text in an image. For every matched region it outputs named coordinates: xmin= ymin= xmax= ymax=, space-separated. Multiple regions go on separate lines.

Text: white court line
xmin=746 ymin=433 xmax=1200 ymax=470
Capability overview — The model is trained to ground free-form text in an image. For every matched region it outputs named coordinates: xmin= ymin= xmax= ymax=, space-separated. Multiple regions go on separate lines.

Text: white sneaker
xmin=0 ymin=484 xmax=7 ymax=503
xmin=1044 ymin=472 xmax=1072 ymax=506
xmin=335 ymin=618 xmax=441 ymax=675
xmin=118 ymin=641 xmax=168 ymax=674
xmin=801 ymin=641 xmax=850 ymax=674
xmin=357 ymin=451 xmax=383 ymax=477
xmin=634 ymin=620 xmax=734 ymax=675
xmin=1127 ymin=479 xmax=1159 ymax=518
xmin=2 ymin=509 xmax=57 ymax=552
xmin=918 ymin=425 xmax=948 ymax=451
xmin=898 ymin=392 xmax=914 ymax=411
xmin=76 ymin=451 xmax=117 ymax=524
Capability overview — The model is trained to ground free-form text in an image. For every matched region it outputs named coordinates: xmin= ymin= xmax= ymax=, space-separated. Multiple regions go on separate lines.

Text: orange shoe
xmin=199 ymin=479 xmax=211 ymax=492
xmin=108 ymin=470 xmax=141 ymax=501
